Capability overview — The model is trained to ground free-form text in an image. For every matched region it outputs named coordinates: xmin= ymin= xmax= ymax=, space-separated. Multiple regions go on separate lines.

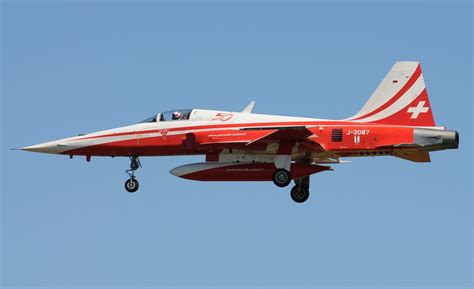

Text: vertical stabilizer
xmin=348 ymin=62 xmax=435 ymax=126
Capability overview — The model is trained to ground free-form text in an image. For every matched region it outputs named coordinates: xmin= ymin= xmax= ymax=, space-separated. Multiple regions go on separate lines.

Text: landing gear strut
xmin=125 ymin=156 xmax=141 ymax=193
xmin=290 ymin=176 xmax=310 ymax=203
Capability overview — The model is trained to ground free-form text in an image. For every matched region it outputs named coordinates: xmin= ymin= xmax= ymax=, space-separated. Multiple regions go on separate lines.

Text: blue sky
xmin=1 ymin=1 xmax=472 ymax=288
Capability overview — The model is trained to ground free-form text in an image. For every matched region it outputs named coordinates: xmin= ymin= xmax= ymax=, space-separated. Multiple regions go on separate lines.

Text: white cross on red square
xmin=407 ymin=101 xmax=429 ymax=119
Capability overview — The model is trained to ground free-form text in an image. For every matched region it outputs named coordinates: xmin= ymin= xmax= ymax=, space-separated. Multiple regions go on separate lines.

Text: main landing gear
xmin=290 ymin=176 xmax=310 ymax=203
xmin=125 ymin=156 xmax=141 ymax=193
xmin=272 ymin=169 xmax=292 ymax=187
xmin=272 ymin=168 xmax=310 ymax=203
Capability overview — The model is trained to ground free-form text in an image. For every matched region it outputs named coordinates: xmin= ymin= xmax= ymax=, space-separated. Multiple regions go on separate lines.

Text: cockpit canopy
xmin=140 ymin=109 xmax=192 ymax=123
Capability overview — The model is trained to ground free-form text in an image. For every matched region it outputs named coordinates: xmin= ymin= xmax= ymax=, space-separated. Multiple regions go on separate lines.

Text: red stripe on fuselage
xmin=61 ymin=123 xmax=417 ymax=157
xmin=70 ymin=120 xmax=359 ymax=142
xmin=62 ymin=134 xmax=269 ymax=156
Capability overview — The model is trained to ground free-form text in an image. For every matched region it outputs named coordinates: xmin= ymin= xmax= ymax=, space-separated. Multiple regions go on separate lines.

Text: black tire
xmin=125 ymin=178 xmax=139 ymax=193
xmin=290 ymin=185 xmax=309 ymax=203
xmin=272 ymin=169 xmax=292 ymax=187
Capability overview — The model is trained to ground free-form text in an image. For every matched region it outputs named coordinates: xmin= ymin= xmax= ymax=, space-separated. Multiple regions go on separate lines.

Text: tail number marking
xmin=346 ymin=129 xmax=370 ymax=136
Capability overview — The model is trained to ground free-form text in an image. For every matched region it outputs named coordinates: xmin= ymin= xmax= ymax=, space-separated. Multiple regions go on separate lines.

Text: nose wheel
xmin=125 ymin=156 xmax=141 ymax=193
xmin=125 ymin=178 xmax=139 ymax=193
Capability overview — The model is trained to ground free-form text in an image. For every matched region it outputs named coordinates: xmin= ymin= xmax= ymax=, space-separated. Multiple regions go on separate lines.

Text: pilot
xmin=172 ymin=111 xmax=182 ymax=120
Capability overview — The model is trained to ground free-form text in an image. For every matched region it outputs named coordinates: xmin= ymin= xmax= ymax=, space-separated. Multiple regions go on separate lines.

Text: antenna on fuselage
xmin=242 ymin=101 xmax=256 ymax=114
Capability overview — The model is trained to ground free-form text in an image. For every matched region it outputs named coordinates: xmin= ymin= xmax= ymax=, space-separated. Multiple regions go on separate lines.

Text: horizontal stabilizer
xmin=393 ymin=151 xmax=431 ymax=162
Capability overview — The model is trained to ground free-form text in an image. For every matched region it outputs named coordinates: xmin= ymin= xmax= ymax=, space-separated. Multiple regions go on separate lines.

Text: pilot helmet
xmin=172 ymin=111 xmax=182 ymax=119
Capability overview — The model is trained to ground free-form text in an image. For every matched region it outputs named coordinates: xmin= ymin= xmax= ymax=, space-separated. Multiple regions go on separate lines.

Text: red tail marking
xmin=353 ymin=64 xmax=422 ymax=120
xmin=371 ymin=88 xmax=435 ymax=126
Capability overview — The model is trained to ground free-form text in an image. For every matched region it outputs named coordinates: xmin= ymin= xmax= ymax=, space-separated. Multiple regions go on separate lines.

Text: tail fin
xmin=348 ymin=61 xmax=435 ymax=126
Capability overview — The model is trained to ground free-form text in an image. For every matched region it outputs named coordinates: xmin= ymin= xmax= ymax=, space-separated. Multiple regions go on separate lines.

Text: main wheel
xmin=272 ymin=169 xmax=292 ymax=187
xmin=125 ymin=178 xmax=139 ymax=193
xmin=290 ymin=185 xmax=309 ymax=203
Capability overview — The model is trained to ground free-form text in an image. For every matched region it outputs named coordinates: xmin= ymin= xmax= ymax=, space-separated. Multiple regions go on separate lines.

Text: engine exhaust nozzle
xmin=414 ymin=128 xmax=459 ymax=150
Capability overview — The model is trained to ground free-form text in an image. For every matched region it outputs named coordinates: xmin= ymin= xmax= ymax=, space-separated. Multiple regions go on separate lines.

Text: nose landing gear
xmin=125 ymin=178 xmax=139 ymax=193
xmin=125 ymin=156 xmax=141 ymax=193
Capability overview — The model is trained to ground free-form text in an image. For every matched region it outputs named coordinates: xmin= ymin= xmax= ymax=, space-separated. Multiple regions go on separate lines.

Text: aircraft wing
xmin=197 ymin=126 xmax=339 ymax=163
xmin=241 ymin=126 xmax=326 ymax=153
xmin=200 ymin=126 xmax=320 ymax=148
xmin=242 ymin=126 xmax=339 ymax=163
xmin=243 ymin=126 xmax=315 ymax=145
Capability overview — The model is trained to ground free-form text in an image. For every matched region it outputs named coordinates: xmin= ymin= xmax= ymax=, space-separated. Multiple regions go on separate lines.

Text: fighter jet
xmin=22 ymin=62 xmax=459 ymax=203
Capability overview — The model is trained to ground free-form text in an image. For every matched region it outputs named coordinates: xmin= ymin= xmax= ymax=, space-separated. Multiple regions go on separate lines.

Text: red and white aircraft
xmin=23 ymin=62 xmax=459 ymax=202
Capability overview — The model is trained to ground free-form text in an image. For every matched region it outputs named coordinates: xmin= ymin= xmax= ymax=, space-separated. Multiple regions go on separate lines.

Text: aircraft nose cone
xmin=22 ymin=141 xmax=60 ymax=154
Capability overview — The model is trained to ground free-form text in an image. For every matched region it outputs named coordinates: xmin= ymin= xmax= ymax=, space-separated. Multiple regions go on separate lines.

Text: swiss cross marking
xmin=407 ymin=101 xmax=429 ymax=119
